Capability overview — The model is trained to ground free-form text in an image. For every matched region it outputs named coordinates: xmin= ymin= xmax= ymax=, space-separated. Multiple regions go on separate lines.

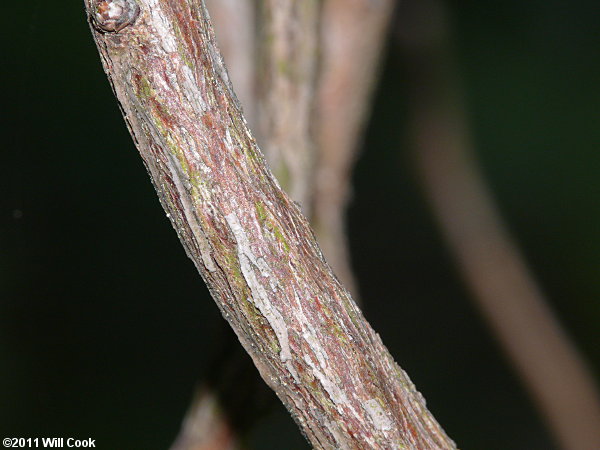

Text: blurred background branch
xmin=313 ymin=0 xmax=395 ymax=298
xmin=397 ymin=1 xmax=600 ymax=448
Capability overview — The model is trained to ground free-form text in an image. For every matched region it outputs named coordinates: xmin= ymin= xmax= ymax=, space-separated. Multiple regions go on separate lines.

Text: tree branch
xmin=84 ymin=0 xmax=455 ymax=447
xmin=170 ymin=3 xmax=258 ymax=449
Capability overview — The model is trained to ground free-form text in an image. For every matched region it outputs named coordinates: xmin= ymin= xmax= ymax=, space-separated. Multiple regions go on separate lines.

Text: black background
xmin=2 ymin=1 xmax=599 ymax=448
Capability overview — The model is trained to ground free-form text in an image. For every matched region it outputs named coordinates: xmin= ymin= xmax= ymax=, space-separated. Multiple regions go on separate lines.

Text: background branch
xmin=254 ymin=0 xmax=320 ymax=213
xmin=205 ymin=0 xmax=256 ymax=128
xmin=313 ymin=0 xmax=395 ymax=297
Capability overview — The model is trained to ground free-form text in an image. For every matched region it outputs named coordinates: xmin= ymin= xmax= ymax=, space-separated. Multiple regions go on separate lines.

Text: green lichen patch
xmin=166 ymin=135 xmax=190 ymax=175
xmin=172 ymin=22 xmax=195 ymax=69
xmin=135 ymin=74 xmax=153 ymax=100
xmin=254 ymin=201 xmax=290 ymax=253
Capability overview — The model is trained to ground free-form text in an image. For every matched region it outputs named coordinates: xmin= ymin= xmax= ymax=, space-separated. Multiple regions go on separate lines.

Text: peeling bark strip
xmin=84 ymin=1 xmax=455 ymax=447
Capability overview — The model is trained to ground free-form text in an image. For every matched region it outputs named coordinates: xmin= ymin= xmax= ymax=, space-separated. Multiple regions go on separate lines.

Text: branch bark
xmin=173 ymin=1 xmax=392 ymax=445
xmin=84 ymin=0 xmax=455 ymax=447
xmin=171 ymin=3 xmax=257 ymax=449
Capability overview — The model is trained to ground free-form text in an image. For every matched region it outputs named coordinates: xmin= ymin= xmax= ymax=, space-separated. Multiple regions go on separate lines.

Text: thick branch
xmin=84 ymin=0 xmax=455 ymax=447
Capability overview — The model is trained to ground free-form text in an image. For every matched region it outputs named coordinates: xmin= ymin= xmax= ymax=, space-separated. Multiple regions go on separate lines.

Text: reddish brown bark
xmin=84 ymin=0 xmax=455 ymax=447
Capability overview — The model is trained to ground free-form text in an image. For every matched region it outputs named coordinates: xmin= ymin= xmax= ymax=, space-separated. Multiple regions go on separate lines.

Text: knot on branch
xmin=90 ymin=0 xmax=140 ymax=33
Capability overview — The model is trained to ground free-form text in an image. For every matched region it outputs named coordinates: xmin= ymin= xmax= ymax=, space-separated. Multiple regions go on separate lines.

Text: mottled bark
xmin=171 ymin=0 xmax=392 ymax=444
xmin=200 ymin=1 xmax=395 ymax=299
xmin=84 ymin=0 xmax=455 ymax=447
xmin=172 ymin=3 xmax=257 ymax=449
xmin=313 ymin=0 xmax=395 ymax=297
xmin=398 ymin=1 xmax=600 ymax=448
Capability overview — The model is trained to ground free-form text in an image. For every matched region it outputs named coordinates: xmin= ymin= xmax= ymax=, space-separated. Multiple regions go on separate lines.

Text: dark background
xmin=2 ymin=1 xmax=599 ymax=448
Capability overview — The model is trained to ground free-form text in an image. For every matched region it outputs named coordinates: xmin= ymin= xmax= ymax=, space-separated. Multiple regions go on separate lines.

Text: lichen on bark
xmin=84 ymin=0 xmax=456 ymax=447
